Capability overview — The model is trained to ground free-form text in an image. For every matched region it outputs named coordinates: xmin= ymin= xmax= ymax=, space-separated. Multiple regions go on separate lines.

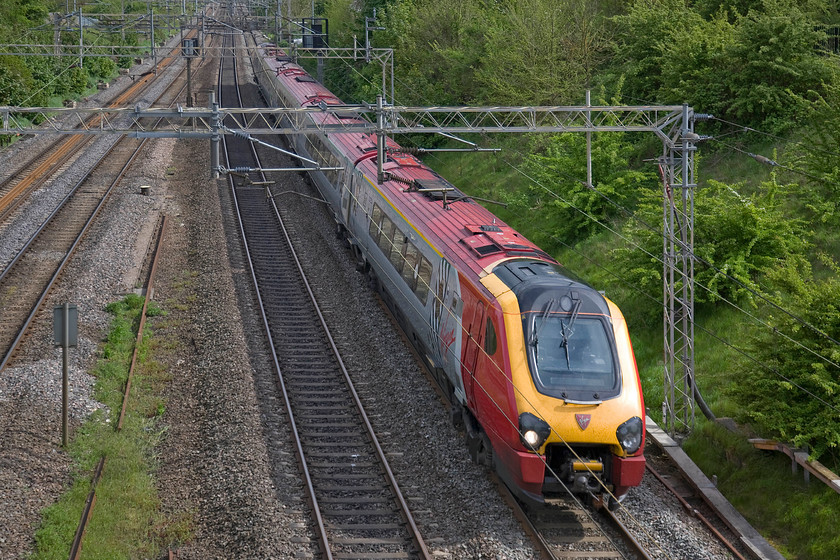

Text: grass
xmin=425 ymin=134 xmax=840 ymax=559
xmin=31 ymin=294 xmax=191 ymax=559
xmin=685 ymin=422 xmax=840 ymax=559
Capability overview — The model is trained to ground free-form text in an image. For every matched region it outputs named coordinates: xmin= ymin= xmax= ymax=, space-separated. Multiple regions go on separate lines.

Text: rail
xmin=68 ymin=216 xmax=168 ymax=559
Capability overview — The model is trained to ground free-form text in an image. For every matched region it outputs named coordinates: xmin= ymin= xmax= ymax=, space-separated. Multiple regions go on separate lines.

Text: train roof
xmin=263 ymin=48 xmax=556 ymax=286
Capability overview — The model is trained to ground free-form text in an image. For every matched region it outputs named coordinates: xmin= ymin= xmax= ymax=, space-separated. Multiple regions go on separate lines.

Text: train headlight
xmin=519 ymin=412 xmax=551 ymax=452
xmin=616 ymin=416 xmax=643 ymax=454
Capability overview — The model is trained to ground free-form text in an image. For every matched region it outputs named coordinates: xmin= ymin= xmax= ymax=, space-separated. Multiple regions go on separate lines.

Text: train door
xmin=462 ymin=300 xmax=485 ymax=407
xmin=429 ymin=260 xmax=464 ymax=403
xmin=341 ymin=169 xmax=354 ymax=226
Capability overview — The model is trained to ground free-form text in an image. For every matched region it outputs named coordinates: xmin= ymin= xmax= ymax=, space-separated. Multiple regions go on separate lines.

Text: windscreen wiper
xmin=559 ymin=297 xmax=582 ymax=368
xmin=528 ymin=299 xmax=558 ymax=347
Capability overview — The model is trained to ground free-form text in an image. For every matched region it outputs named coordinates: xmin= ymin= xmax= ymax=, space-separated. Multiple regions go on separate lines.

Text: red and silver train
xmin=252 ymin=40 xmax=646 ymax=504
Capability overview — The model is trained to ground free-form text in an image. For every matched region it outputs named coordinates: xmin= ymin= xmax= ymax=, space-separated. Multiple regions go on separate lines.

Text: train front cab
xmin=477 ymin=259 xmax=645 ymax=504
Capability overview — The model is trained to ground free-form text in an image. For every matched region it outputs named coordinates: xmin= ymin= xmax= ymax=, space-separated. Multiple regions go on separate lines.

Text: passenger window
xmin=401 ymin=243 xmax=420 ymax=289
xmin=389 ymin=231 xmax=406 ymax=273
xmin=485 ymin=317 xmax=498 ymax=355
xmin=369 ymin=204 xmax=382 ymax=239
xmin=378 ymin=217 xmax=394 ymax=254
xmin=416 ymin=258 xmax=432 ymax=301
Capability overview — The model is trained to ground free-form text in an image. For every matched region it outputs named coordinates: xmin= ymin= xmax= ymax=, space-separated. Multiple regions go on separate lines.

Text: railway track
xmin=520 ymin=495 xmax=636 ymax=560
xmin=220 ymin=32 xmax=431 ymax=559
xmin=0 ymin=40 xmax=204 ymax=373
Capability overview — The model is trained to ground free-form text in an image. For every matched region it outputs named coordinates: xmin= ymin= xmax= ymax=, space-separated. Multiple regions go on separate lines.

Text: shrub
xmin=732 ymin=256 xmax=840 ymax=462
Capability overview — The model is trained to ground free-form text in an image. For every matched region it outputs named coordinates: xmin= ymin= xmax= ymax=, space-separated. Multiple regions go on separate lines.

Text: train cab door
xmin=462 ymin=301 xmax=485 ymax=406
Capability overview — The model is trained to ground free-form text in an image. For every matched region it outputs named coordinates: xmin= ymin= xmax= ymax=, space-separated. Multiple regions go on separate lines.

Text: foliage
xmin=612 ymin=175 xmax=811 ymax=313
xmin=84 ymin=56 xmax=118 ymax=81
xmin=519 ymin=114 xmax=658 ymax=245
xmin=692 ymin=178 xmax=811 ymax=305
xmin=786 ymin=82 xmax=840 ymax=230
xmin=368 ymin=0 xmax=616 ymax=107
xmin=724 ymin=2 xmax=835 ymax=132
xmin=684 ymin=421 xmax=840 ymax=559
xmin=476 ymin=0 xmax=611 ymax=105
xmin=0 ymin=55 xmax=37 ymax=105
xmin=612 ymin=0 xmax=700 ymax=103
xmin=614 ymin=0 xmax=838 ymax=132
xmin=377 ymin=0 xmax=488 ymax=105
xmin=0 ymin=0 xmax=49 ymax=28
xmin=0 ymin=0 xmax=145 ymax=106
xmin=731 ymin=255 xmax=840 ymax=462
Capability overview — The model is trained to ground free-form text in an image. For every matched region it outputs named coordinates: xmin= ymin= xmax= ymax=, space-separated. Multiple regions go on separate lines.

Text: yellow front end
xmin=482 ymin=269 xmax=646 ymax=497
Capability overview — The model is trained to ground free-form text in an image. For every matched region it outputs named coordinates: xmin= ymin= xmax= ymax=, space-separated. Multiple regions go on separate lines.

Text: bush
xmin=611 ymin=175 xmax=811 ymax=313
xmin=522 ymin=127 xmax=657 ymax=246
xmin=732 ymin=256 xmax=840 ymax=462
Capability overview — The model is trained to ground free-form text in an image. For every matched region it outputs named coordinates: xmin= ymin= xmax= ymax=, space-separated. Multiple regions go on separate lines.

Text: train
xmin=250 ymin=38 xmax=646 ymax=506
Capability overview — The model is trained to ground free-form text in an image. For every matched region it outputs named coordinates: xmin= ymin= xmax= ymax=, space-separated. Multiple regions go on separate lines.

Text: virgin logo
xmin=576 ymin=414 xmax=591 ymax=430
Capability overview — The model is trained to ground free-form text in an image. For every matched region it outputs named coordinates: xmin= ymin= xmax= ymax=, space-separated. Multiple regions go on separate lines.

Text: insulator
xmin=750 ymin=153 xmax=777 ymax=166
xmin=383 ymin=173 xmax=416 ymax=187
xmin=694 ymin=113 xmax=714 ymax=121
xmin=233 ymin=166 xmax=253 ymax=173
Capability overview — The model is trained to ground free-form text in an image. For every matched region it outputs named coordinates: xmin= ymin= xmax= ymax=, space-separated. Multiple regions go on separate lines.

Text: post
xmin=186 ymin=57 xmax=193 ymax=107
xmin=62 ymin=303 xmax=69 ymax=447
xmin=54 ymin=303 xmax=78 ymax=448
xmin=150 ymin=9 xmax=157 ymax=74
xmin=78 ymin=9 xmax=84 ymax=68
xmin=586 ymin=89 xmax=592 ymax=189
xmin=210 ymin=91 xmax=220 ymax=178
xmin=663 ymin=105 xmax=697 ymax=436
xmin=201 ymin=13 xmax=206 ymax=61
xmin=376 ymin=95 xmax=386 ymax=183
xmin=53 ymin=13 xmax=61 ymax=56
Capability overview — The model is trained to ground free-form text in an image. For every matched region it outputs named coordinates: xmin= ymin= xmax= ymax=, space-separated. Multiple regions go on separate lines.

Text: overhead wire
xmin=267 ymin=39 xmax=684 ymax=556
xmin=694 ymin=321 xmax=840 ymax=414
xmin=708 ymin=137 xmax=831 ymax=183
xmin=12 ymin=9 xmax=160 ymax=107
xmin=473 ymin=125 xmax=840 ymax=354
xmin=504 ymin=142 xmax=840 ymax=373
xmin=354 ymin=16 xmax=840 ymax=396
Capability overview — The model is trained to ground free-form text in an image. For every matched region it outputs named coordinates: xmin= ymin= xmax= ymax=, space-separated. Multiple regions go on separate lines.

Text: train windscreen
xmin=525 ymin=315 xmax=621 ymax=401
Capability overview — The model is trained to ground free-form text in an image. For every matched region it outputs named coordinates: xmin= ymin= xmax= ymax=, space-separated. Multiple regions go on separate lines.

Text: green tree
xmin=0 ymin=56 xmax=36 ymax=105
xmin=613 ymin=0 xmax=700 ymax=103
xmin=379 ymin=0 xmax=488 ymax=105
xmin=785 ymin=82 xmax=840 ymax=230
xmin=722 ymin=1 xmax=836 ymax=132
xmin=477 ymin=0 xmax=610 ymax=105
xmin=614 ymin=0 xmax=837 ymax=131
